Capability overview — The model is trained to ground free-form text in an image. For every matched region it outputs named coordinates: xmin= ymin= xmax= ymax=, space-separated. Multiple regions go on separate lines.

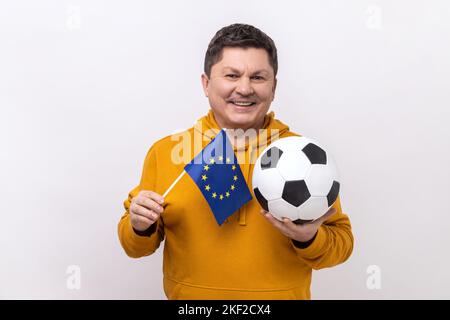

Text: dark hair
xmin=204 ymin=23 xmax=278 ymax=78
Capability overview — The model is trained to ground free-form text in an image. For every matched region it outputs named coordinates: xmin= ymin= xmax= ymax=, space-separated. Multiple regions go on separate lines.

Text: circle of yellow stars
xmin=201 ymin=155 xmax=238 ymax=201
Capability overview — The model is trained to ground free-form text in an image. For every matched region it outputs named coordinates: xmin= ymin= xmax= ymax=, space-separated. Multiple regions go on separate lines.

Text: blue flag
xmin=184 ymin=129 xmax=253 ymax=225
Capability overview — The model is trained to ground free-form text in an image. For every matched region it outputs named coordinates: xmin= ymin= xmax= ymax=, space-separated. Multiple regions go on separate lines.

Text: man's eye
xmin=252 ymin=76 xmax=264 ymax=81
xmin=226 ymin=74 xmax=238 ymax=79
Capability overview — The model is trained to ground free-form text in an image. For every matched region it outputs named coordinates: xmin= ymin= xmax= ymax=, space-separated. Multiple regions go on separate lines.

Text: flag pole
xmin=163 ymin=170 xmax=186 ymax=198
xmin=163 ymin=128 xmax=224 ymax=199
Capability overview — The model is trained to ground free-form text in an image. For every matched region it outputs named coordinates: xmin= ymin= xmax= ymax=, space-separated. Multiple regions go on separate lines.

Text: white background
xmin=1 ymin=0 xmax=449 ymax=299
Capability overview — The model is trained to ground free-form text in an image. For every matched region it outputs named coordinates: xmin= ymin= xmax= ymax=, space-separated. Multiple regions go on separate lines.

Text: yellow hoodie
xmin=118 ymin=110 xmax=354 ymax=299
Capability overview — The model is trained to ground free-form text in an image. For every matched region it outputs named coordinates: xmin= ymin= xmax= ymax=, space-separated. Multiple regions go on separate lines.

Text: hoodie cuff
xmin=291 ymin=226 xmax=328 ymax=258
xmin=291 ymin=231 xmax=318 ymax=249
xmin=132 ymin=222 xmax=158 ymax=238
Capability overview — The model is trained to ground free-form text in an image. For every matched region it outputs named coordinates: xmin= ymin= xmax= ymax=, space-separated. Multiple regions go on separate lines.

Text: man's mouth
xmin=229 ymin=101 xmax=256 ymax=107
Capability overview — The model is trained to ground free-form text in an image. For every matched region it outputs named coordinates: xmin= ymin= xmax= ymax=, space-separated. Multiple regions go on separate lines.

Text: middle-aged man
xmin=118 ymin=23 xmax=354 ymax=299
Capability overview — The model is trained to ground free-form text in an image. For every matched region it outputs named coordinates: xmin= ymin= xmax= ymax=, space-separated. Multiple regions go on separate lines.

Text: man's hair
xmin=204 ymin=23 xmax=278 ymax=78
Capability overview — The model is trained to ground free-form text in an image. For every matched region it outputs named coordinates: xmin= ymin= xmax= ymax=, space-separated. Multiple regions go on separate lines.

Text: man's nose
xmin=235 ymin=77 xmax=254 ymax=96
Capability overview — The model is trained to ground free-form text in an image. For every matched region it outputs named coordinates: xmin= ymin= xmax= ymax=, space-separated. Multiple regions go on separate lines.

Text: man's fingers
xmin=134 ymin=196 xmax=164 ymax=214
xmin=281 ymin=217 xmax=298 ymax=231
xmin=140 ymin=190 xmax=164 ymax=205
xmin=261 ymin=209 xmax=288 ymax=229
xmin=261 ymin=208 xmax=335 ymax=231
xmin=131 ymin=214 xmax=154 ymax=228
xmin=262 ymin=210 xmax=290 ymax=233
xmin=131 ymin=203 xmax=159 ymax=221
xmin=130 ymin=191 xmax=165 ymax=226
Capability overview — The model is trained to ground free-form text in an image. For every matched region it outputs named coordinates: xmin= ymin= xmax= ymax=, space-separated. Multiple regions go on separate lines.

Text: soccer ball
xmin=252 ymin=136 xmax=340 ymax=223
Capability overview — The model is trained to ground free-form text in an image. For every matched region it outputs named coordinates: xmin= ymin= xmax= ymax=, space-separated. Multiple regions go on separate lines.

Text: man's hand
xmin=129 ymin=190 xmax=164 ymax=231
xmin=260 ymin=207 xmax=337 ymax=243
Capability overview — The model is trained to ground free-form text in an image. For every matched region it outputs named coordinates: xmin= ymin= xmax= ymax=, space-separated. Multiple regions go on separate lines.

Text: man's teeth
xmin=232 ymin=101 xmax=254 ymax=106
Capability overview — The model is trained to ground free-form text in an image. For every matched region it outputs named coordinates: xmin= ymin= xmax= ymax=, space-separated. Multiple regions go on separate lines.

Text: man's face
xmin=201 ymin=47 xmax=277 ymax=131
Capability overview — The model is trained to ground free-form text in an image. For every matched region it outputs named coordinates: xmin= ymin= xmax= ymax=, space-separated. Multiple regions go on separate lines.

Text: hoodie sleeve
xmin=290 ymin=196 xmax=354 ymax=270
xmin=117 ymin=145 xmax=165 ymax=258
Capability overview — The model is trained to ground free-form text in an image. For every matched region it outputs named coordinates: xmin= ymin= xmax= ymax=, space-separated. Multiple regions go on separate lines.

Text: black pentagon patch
xmin=253 ymin=188 xmax=269 ymax=211
xmin=327 ymin=181 xmax=340 ymax=206
xmin=302 ymin=143 xmax=327 ymax=165
xmin=282 ymin=180 xmax=311 ymax=207
xmin=293 ymin=218 xmax=313 ymax=225
xmin=261 ymin=147 xmax=283 ymax=170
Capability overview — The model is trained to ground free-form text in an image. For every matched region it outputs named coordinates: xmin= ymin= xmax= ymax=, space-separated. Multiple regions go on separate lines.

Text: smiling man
xmin=201 ymin=45 xmax=276 ymax=131
xmin=118 ymin=24 xmax=354 ymax=299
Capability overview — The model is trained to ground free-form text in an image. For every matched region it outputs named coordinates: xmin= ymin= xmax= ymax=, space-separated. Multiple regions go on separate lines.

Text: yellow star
xmin=232 ymin=165 xmax=236 ymax=171
xmin=230 ymin=185 xmax=235 ymax=191
xmin=212 ymin=192 xmax=217 ymax=198
xmin=218 ymin=155 xmax=223 ymax=161
xmin=226 ymin=192 xmax=230 ymax=198
xmin=201 ymin=174 xmax=208 ymax=181
xmin=205 ymin=185 xmax=210 ymax=191
xmin=226 ymin=157 xmax=231 ymax=163
xmin=219 ymin=194 xmax=224 ymax=200
xmin=233 ymin=175 xmax=238 ymax=181
xmin=209 ymin=158 xmax=215 ymax=164
xmin=203 ymin=165 xmax=209 ymax=171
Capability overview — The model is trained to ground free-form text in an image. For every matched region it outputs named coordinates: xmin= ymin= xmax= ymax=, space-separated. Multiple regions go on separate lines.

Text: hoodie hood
xmin=193 ymin=109 xmax=292 ymax=225
xmin=194 ymin=109 xmax=291 ymax=152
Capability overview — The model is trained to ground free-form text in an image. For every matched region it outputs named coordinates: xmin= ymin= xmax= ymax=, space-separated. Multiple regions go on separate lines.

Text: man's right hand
xmin=129 ymin=190 xmax=164 ymax=231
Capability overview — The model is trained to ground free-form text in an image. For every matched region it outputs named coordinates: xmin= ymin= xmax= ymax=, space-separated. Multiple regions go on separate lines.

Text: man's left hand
xmin=260 ymin=207 xmax=337 ymax=243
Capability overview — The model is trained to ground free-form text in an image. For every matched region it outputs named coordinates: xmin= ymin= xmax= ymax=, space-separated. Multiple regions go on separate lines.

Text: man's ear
xmin=272 ymin=77 xmax=277 ymax=101
xmin=201 ymin=74 xmax=209 ymax=97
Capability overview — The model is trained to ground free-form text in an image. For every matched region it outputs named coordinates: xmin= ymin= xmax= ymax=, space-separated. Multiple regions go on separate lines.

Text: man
xmin=118 ymin=23 xmax=353 ymax=299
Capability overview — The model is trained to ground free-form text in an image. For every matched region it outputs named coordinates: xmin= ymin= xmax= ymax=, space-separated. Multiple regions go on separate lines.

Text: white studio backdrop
xmin=1 ymin=0 xmax=449 ymax=299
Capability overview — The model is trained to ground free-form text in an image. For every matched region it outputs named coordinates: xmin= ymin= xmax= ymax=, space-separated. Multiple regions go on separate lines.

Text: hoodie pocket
xmin=164 ymin=278 xmax=309 ymax=300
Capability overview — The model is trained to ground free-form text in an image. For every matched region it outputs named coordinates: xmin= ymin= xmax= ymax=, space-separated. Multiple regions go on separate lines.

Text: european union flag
xmin=184 ymin=129 xmax=253 ymax=225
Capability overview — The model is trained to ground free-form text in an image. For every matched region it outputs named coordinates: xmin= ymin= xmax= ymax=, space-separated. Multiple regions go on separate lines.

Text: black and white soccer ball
xmin=252 ymin=136 xmax=340 ymax=223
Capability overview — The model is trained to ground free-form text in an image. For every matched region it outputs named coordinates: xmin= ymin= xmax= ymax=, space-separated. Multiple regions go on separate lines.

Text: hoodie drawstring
xmin=238 ymin=144 xmax=256 ymax=226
